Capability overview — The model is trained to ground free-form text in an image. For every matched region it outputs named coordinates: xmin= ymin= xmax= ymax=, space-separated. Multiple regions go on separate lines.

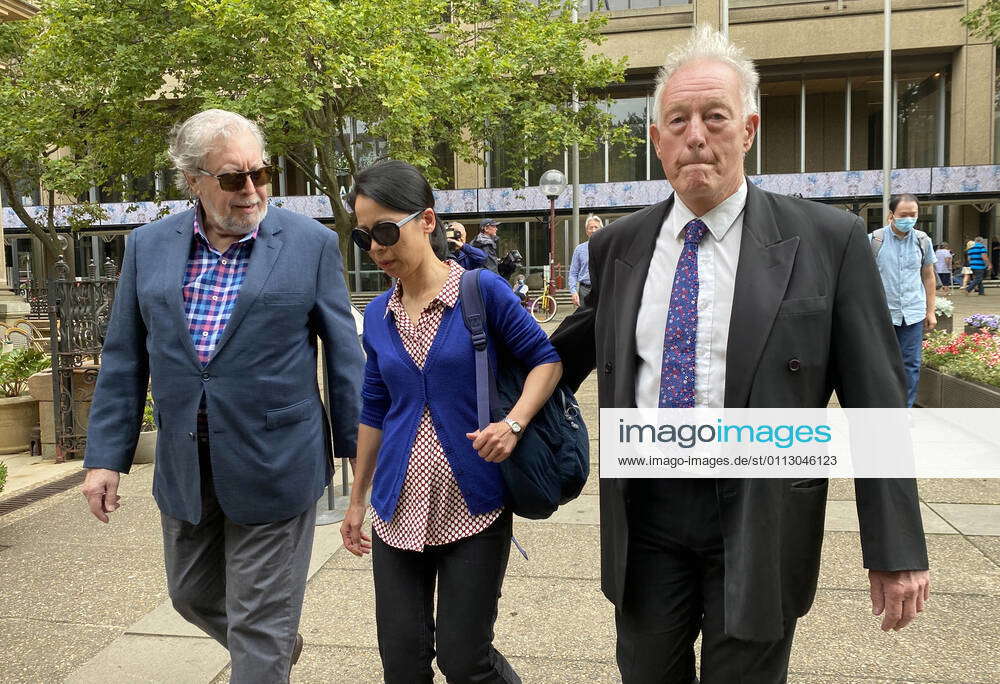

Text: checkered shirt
xmin=183 ymin=204 xmax=259 ymax=366
xmin=372 ymin=260 xmax=503 ymax=551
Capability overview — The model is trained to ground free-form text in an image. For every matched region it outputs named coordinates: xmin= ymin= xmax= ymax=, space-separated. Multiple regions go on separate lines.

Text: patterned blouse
xmin=371 ymin=260 xmax=503 ymax=551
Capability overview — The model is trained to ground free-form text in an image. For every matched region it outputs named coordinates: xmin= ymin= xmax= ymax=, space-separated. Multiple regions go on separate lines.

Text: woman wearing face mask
xmin=339 ymin=160 xmax=562 ymax=684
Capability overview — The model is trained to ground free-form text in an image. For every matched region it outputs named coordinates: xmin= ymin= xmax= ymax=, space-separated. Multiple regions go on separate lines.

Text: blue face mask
xmin=893 ymin=217 xmax=917 ymax=233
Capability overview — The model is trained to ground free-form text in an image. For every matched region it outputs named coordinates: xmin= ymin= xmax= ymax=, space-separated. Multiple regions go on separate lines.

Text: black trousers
xmin=616 ymin=480 xmax=797 ymax=684
xmin=371 ymin=510 xmax=520 ymax=684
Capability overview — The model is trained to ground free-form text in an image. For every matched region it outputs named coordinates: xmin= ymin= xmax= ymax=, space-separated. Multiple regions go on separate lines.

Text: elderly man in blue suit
xmin=81 ymin=109 xmax=364 ymax=683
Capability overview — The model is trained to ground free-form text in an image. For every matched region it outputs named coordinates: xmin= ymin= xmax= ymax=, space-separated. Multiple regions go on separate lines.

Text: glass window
xmin=804 ymin=79 xmax=847 ymax=173
xmin=488 ymin=137 xmax=523 ymax=188
xmin=608 ymin=96 xmax=648 ymax=182
xmin=578 ymin=143 xmax=605 ymax=184
xmin=760 ymin=81 xmax=802 ymax=174
xmin=433 ymin=142 xmax=455 ymax=190
xmin=896 ymin=74 xmax=942 ymax=168
xmin=996 ymin=49 xmax=1000 ymax=164
xmin=849 ymin=77 xmax=884 ymax=171
xmin=528 ymin=152 xmax=565 ymax=187
xmin=526 ymin=220 xmax=550 ymax=273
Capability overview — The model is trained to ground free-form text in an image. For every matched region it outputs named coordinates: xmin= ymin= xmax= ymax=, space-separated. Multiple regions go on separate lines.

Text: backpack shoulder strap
xmin=870 ymin=227 xmax=885 ymax=259
xmin=459 ymin=269 xmax=500 ymax=429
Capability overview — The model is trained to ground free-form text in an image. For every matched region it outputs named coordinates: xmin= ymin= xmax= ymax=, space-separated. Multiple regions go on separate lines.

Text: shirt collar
xmin=193 ymin=201 xmax=260 ymax=253
xmin=386 ymin=260 xmax=464 ymax=319
xmin=670 ymin=178 xmax=748 ymax=242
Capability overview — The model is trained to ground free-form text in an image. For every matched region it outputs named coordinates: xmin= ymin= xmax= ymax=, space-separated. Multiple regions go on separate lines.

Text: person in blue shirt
xmin=870 ymin=193 xmax=937 ymax=407
xmin=568 ymin=214 xmax=603 ymax=307
xmin=446 ymin=222 xmax=488 ymax=270
xmin=964 ymin=236 xmax=992 ymax=296
xmin=339 ymin=159 xmax=562 ymax=684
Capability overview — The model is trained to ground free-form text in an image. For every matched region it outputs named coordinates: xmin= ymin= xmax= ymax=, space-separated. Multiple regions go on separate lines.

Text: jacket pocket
xmin=777 ymin=295 xmax=827 ymax=317
xmin=265 ymin=398 xmax=315 ymax=430
xmin=261 ymin=292 xmax=306 ymax=306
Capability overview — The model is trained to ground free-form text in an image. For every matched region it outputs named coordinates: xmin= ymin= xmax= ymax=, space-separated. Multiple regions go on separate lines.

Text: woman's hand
xmin=340 ymin=503 xmax=372 ymax=557
xmin=466 ymin=422 xmax=518 ymax=463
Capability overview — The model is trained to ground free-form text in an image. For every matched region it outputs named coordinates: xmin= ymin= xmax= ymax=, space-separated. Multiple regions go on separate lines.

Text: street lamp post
xmin=539 ymin=169 xmax=567 ymax=287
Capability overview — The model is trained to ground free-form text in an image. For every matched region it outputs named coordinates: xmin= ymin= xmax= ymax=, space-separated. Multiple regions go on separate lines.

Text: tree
xmin=0 ymin=11 xmax=179 ymax=270
xmin=3 ymin=0 xmax=632 ymax=266
xmin=962 ymin=0 xmax=1000 ymax=44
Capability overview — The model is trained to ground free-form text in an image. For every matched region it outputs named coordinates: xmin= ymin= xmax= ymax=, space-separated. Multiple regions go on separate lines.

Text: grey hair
xmin=651 ymin=24 xmax=759 ymax=126
xmin=168 ymin=109 xmax=269 ymax=193
xmin=584 ymin=214 xmax=603 ymax=228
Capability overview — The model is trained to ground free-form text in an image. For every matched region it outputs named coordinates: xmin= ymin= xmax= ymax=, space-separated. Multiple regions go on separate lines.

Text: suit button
xmin=787 ymin=358 xmax=801 ymax=372
xmin=188 ymin=432 xmax=195 ymax=440
xmin=201 ymin=372 xmax=210 ymax=380
xmin=604 ymin=362 xmax=613 ymax=374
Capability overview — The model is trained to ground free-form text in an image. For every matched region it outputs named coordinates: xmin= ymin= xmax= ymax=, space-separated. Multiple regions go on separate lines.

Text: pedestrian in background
xmin=471 ymin=218 xmax=501 ymax=272
xmin=934 ymin=242 xmax=953 ymax=294
xmin=965 ymin=236 xmax=991 ymax=296
xmin=447 ymin=222 xmax=488 ymax=270
xmin=870 ymin=193 xmax=936 ymax=408
xmin=568 ymin=214 xmax=603 ymax=308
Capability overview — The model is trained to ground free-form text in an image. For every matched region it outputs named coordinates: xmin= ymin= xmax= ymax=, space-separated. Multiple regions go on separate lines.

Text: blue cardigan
xmin=361 ymin=269 xmax=560 ymax=522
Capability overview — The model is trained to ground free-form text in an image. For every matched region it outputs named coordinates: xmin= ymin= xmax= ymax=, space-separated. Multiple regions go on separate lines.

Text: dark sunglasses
xmin=197 ymin=165 xmax=275 ymax=192
xmin=351 ymin=210 xmax=423 ymax=251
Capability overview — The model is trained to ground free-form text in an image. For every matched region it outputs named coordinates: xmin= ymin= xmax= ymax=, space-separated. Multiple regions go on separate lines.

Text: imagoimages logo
xmin=617 ymin=418 xmax=832 ymax=449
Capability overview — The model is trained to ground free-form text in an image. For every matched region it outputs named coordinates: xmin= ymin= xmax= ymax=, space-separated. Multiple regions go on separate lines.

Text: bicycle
xmin=528 ymin=279 xmax=558 ymax=323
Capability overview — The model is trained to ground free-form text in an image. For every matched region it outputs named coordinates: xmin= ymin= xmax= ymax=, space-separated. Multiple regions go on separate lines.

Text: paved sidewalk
xmin=1 ymin=310 xmax=999 ymax=682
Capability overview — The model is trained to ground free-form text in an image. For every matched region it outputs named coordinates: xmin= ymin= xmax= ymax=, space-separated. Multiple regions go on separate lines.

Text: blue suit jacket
xmin=85 ymin=206 xmax=364 ymax=525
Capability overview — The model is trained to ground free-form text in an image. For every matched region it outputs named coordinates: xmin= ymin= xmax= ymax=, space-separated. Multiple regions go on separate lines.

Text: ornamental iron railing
xmin=46 ymin=256 xmax=118 ymax=462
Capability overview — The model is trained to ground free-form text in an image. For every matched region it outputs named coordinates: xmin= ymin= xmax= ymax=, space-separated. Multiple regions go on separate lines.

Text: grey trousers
xmin=160 ymin=435 xmax=316 ymax=684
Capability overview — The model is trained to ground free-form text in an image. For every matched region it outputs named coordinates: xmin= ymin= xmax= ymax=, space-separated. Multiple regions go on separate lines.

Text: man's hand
xmin=869 ymin=569 xmax=930 ymax=631
xmin=924 ymin=311 xmax=936 ymax=331
xmin=571 ymin=292 xmax=580 ymax=307
xmin=81 ymin=468 xmax=122 ymax=523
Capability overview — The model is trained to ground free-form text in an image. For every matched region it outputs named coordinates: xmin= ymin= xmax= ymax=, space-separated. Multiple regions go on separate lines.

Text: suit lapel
xmin=724 ymin=182 xmax=799 ymax=406
xmin=207 ymin=209 xmax=285 ymax=364
xmin=614 ymin=197 xmax=674 ymax=408
xmin=165 ymin=210 xmax=202 ymax=369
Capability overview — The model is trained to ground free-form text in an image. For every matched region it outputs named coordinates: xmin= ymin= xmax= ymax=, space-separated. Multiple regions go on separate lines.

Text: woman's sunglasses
xmin=351 ymin=210 xmax=423 ymax=251
xmin=197 ymin=166 xmax=275 ymax=192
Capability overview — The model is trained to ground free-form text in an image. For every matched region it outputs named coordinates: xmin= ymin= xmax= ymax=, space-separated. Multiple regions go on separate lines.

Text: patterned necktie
xmin=659 ymin=218 xmax=709 ymax=408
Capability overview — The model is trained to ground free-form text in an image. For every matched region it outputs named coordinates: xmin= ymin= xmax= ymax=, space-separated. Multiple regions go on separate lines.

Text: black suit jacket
xmin=550 ymin=181 xmax=929 ymax=641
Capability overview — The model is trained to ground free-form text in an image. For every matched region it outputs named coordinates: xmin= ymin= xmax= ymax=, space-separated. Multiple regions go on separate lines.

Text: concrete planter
xmin=133 ymin=429 xmax=157 ymax=464
xmin=916 ymin=366 xmax=942 ymax=408
xmin=940 ymin=373 xmax=1000 ymax=409
xmin=0 ymin=395 xmax=40 ymax=455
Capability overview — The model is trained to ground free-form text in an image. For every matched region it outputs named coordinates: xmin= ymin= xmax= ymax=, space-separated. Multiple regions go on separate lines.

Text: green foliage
xmin=962 ymin=0 xmax=1000 ymax=43
xmin=0 ymin=460 xmax=6 ymax=494
xmin=142 ymin=392 xmax=156 ymax=432
xmin=0 ymin=348 xmax=50 ymax=398
xmin=3 ymin=0 xmax=633 ymax=251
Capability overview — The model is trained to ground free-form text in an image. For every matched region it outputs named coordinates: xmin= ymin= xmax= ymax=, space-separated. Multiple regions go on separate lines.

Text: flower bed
xmin=923 ymin=330 xmax=1000 ymax=387
xmin=963 ymin=313 xmax=999 ymax=335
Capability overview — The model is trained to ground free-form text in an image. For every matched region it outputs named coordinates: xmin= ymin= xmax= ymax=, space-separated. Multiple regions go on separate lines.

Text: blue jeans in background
xmin=967 ymin=268 xmax=987 ymax=295
xmin=894 ymin=320 xmax=925 ymax=408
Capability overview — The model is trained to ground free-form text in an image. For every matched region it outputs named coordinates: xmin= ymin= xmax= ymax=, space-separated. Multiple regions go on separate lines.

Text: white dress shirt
xmin=635 ymin=180 xmax=747 ymax=409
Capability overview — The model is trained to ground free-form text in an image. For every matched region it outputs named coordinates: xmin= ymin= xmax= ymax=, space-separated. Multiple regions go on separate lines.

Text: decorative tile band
xmin=3 ymin=166 xmax=997 ymax=231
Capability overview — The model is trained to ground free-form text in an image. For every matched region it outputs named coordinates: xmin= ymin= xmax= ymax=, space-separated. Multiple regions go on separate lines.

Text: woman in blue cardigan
xmin=340 ymin=160 xmax=562 ymax=684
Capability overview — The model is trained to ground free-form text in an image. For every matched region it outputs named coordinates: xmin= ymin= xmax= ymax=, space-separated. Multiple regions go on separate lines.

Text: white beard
xmin=206 ymin=203 xmax=268 ymax=236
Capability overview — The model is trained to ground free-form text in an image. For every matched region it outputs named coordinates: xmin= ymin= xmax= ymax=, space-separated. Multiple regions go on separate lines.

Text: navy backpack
xmin=458 ymin=269 xmax=589 ymax=520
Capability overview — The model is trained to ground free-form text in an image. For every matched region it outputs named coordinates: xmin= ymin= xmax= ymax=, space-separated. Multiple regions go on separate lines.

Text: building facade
xmin=3 ymin=0 xmax=999 ymax=292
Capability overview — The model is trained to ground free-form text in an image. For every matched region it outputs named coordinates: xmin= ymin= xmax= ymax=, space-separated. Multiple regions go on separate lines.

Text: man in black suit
xmin=550 ymin=25 xmax=930 ymax=683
